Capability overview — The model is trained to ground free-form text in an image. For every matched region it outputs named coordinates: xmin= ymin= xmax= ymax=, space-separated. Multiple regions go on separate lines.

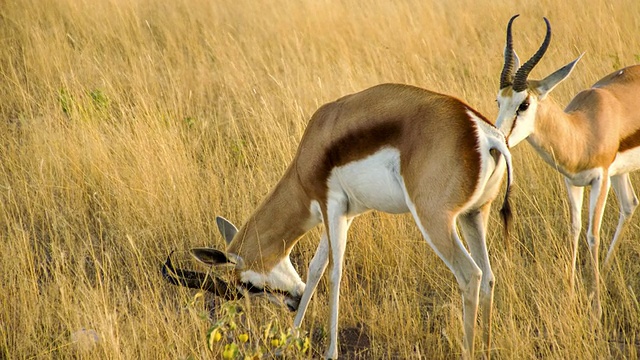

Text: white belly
xmin=328 ymin=147 xmax=409 ymax=215
xmin=566 ymin=168 xmax=604 ymax=187
xmin=610 ymin=147 xmax=640 ymax=176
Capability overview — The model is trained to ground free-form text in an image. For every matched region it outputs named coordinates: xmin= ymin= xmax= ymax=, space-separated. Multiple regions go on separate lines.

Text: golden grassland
xmin=1 ymin=0 xmax=640 ymax=358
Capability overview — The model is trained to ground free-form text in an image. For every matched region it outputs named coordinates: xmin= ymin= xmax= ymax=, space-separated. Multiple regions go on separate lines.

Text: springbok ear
xmin=216 ymin=216 xmax=238 ymax=245
xmin=513 ymin=50 xmax=521 ymax=71
xmin=536 ymin=53 xmax=584 ymax=99
xmin=190 ymin=248 xmax=234 ymax=266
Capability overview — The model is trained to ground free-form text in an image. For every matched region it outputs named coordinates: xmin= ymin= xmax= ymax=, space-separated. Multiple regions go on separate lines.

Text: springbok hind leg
xmin=603 ymin=173 xmax=638 ymax=273
xmin=409 ymin=208 xmax=481 ymax=359
xmin=459 ymin=204 xmax=494 ymax=359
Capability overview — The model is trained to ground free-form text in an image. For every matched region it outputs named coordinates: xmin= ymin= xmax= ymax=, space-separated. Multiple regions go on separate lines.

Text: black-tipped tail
xmin=499 ymin=158 xmax=513 ymax=252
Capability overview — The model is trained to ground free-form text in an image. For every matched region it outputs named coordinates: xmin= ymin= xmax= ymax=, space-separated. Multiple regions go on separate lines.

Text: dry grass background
xmin=1 ymin=0 xmax=640 ymax=358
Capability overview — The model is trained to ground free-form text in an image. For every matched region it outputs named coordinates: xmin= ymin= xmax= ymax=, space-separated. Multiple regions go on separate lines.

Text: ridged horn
xmin=513 ymin=17 xmax=552 ymax=92
xmin=161 ymin=251 xmax=240 ymax=300
xmin=500 ymin=14 xmax=520 ymax=89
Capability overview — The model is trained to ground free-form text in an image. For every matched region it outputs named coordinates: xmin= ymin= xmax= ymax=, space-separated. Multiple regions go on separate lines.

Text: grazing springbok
xmin=164 ymin=83 xmax=513 ymax=359
xmin=495 ymin=14 xmax=640 ymax=319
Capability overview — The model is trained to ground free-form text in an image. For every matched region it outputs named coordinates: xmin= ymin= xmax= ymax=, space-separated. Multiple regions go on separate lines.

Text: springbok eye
xmin=517 ymin=101 xmax=530 ymax=113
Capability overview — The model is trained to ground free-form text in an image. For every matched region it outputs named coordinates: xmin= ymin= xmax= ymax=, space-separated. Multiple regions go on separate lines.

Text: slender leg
xmin=294 ymin=231 xmax=329 ymax=328
xmin=409 ymin=206 xmax=481 ymax=359
xmin=603 ymin=173 xmax=638 ymax=273
xmin=564 ymin=178 xmax=584 ymax=293
xmin=586 ymin=172 xmax=610 ymax=320
xmin=324 ymin=198 xmax=350 ymax=360
xmin=459 ymin=204 xmax=493 ymax=359
xmin=294 ymin=219 xmax=353 ymax=329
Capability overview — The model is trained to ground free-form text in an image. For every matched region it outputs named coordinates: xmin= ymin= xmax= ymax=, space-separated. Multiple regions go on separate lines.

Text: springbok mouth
xmin=236 ymin=281 xmax=301 ymax=312
xmin=285 ymin=297 xmax=301 ymax=312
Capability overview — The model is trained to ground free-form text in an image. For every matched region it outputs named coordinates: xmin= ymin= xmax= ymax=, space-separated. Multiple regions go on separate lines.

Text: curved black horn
xmin=500 ymin=14 xmax=520 ymax=89
xmin=513 ymin=17 xmax=552 ymax=92
xmin=161 ymin=251 xmax=240 ymax=300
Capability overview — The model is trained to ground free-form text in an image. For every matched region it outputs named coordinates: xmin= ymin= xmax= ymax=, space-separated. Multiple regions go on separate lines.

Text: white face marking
xmin=240 ymin=256 xmax=305 ymax=297
xmin=327 ymin=147 xmax=409 ymax=215
xmin=496 ymin=89 xmax=537 ymax=147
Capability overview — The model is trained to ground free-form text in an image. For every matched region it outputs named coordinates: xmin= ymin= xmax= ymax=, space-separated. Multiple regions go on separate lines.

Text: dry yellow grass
xmin=1 ymin=0 xmax=640 ymax=358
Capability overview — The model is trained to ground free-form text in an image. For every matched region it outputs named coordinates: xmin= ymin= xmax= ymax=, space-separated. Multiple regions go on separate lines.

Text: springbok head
xmin=496 ymin=14 xmax=583 ymax=147
xmin=162 ymin=216 xmax=303 ymax=312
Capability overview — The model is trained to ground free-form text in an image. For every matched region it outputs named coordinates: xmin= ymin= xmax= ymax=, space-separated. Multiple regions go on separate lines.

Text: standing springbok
xmin=164 ymin=83 xmax=513 ymax=359
xmin=495 ymin=14 xmax=640 ymax=319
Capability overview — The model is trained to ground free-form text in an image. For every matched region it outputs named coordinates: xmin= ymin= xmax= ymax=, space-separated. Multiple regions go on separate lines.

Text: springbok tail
xmin=491 ymin=138 xmax=514 ymax=249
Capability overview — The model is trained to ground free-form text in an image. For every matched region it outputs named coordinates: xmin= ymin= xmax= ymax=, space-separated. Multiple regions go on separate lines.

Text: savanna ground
xmin=1 ymin=0 xmax=640 ymax=358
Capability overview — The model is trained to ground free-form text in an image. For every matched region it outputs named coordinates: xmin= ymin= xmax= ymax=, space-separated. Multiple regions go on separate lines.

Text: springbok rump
xmin=164 ymin=83 xmax=513 ymax=359
xmin=495 ymin=14 xmax=640 ymax=320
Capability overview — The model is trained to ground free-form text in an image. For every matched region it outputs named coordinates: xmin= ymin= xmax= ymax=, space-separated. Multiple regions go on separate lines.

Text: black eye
xmin=517 ymin=102 xmax=529 ymax=113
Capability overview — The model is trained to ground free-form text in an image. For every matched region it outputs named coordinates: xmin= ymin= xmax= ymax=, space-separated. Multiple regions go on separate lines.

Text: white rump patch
xmin=465 ymin=109 xmax=508 ymax=208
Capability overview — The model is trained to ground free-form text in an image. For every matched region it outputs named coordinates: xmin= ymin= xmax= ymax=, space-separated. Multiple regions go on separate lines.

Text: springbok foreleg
xmin=324 ymin=197 xmax=350 ymax=360
xmin=603 ymin=173 xmax=638 ymax=273
xmin=294 ymin=231 xmax=329 ymax=328
xmin=459 ymin=204 xmax=494 ymax=358
xmin=294 ymin=218 xmax=353 ymax=329
xmin=586 ymin=172 xmax=611 ymax=321
xmin=564 ymin=179 xmax=584 ymax=294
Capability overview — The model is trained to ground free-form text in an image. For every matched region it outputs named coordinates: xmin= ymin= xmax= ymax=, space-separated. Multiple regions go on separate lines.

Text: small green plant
xmin=205 ymin=300 xmax=310 ymax=359
xmin=609 ymin=53 xmax=621 ymax=70
xmin=59 ymin=88 xmax=75 ymax=115
xmin=89 ymin=89 xmax=110 ymax=110
xmin=184 ymin=117 xmax=195 ymax=128
xmin=228 ymin=138 xmax=249 ymax=168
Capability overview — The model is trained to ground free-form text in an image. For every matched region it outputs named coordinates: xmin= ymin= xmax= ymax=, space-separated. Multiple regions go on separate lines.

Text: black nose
xmin=286 ymin=295 xmax=301 ymax=312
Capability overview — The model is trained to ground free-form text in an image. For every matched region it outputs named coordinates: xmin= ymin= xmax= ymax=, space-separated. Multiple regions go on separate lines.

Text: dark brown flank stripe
xmin=297 ymin=86 xmax=485 ymax=206
xmin=324 ymin=121 xmax=403 ymax=178
xmin=619 ymin=128 xmax=640 ymax=152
